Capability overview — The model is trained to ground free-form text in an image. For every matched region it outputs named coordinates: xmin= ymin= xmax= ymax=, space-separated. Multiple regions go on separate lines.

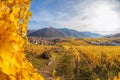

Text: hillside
xmin=28 ymin=27 xmax=67 ymax=37
xmin=104 ymin=32 xmax=120 ymax=38
xmin=28 ymin=27 xmax=101 ymax=38
xmin=59 ymin=28 xmax=101 ymax=38
xmin=110 ymin=33 xmax=120 ymax=37
xmin=27 ymin=30 xmax=36 ymax=34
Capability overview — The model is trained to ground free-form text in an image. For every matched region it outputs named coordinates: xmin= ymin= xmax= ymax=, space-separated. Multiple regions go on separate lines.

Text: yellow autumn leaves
xmin=0 ymin=0 xmax=44 ymax=80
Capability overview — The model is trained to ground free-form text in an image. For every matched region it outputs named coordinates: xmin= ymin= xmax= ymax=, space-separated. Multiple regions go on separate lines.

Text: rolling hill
xmin=105 ymin=33 xmax=120 ymax=38
xmin=59 ymin=28 xmax=101 ymax=38
xmin=110 ymin=33 xmax=120 ymax=37
xmin=28 ymin=27 xmax=67 ymax=37
xmin=28 ymin=27 xmax=101 ymax=38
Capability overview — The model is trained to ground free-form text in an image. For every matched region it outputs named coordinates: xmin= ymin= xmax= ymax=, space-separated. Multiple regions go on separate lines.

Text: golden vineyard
xmin=25 ymin=38 xmax=120 ymax=80
xmin=0 ymin=0 xmax=120 ymax=80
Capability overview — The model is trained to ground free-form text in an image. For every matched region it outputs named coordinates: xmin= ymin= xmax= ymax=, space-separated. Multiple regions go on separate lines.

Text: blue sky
xmin=28 ymin=0 xmax=120 ymax=34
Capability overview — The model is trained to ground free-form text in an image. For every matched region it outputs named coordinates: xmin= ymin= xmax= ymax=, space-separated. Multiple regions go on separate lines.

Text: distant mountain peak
xmin=28 ymin=27 xmax=67 ymax=38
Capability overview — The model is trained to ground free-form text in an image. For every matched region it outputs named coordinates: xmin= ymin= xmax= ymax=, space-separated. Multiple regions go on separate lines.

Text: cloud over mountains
xmin=29 ymin=0 xmax=120 ymax=35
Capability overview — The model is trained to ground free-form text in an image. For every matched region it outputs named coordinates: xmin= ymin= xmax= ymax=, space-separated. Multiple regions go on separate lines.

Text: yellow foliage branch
xmin=0 ymin=0 xmax=44 ymax=80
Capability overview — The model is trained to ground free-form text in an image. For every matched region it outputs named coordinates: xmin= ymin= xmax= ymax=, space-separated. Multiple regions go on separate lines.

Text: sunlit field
xmin=25 ymin=38 xmax=120 ymax=80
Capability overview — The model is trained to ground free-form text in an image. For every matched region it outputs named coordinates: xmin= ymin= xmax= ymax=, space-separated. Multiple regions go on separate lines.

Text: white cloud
xmin=30 ymin=0 xmax=120 ymax=35
xmin=56 ymin=0 xmax=120 ymax=34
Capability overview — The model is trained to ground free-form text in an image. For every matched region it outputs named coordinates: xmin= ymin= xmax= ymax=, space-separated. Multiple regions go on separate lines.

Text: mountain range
xmin=27 ymin=27 xmax=102 ymax=38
